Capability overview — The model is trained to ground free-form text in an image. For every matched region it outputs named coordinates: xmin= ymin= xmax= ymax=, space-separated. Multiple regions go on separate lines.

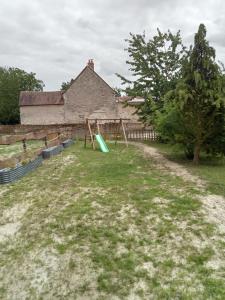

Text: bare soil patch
xmin=198 ymin=194 xmax=225 ymax=233
xmin=131 ymin=142 xmax=225 ymax=235
xmin=132 ymin=142 xmax=205 ymax=188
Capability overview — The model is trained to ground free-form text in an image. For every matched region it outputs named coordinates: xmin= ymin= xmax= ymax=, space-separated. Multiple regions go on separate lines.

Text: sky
xmin=0 ymin=0 xmax=225 ymax=90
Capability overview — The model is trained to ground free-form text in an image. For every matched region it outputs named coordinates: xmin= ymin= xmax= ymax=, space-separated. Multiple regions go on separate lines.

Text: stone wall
xmin=0 ymin=124 xmax=87 ymax=141
xmin=117 ymin=103 xmax=140 ymax=122
xmin=0 ymin=124 xmax=85 ymax=134
xmin=20 ymin=105 xmax=65 ymax=125
xmin=64 ymin=67 xmax=117 ymax=123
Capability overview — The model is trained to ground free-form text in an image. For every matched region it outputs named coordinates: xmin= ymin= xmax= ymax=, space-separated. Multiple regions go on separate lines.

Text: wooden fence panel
xmin=127 ymin=129 xmax=157 ymax=141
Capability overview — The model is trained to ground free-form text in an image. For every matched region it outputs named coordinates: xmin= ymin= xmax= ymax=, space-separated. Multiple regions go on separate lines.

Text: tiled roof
xmin=116 ymin=96 xmax=132 ymax=102
xmin=116 ymin=96 xmax=145 ymax=104
xmin=19 ymin=91 xmax=64 ymax=106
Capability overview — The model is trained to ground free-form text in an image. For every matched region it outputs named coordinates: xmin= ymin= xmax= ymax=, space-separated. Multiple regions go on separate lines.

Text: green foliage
xmin=114 ymin=87 xmax=122 ymax=97
xmin=0 ymin=67 xmax=44 ymax=124
xmin=117 ymin=29 xmax=186 ymax=123
xmin=156 ymin=24 xmax=225 ymax=163
xmin=155 ymin=101 xmax=195 ymax=159
xmin=60 ymin=79 xmax=73 ymax=91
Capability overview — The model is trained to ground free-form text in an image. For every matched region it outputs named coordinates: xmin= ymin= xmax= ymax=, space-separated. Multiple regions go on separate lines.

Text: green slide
xmin=95 ymin=134 xmax=109 ymax=153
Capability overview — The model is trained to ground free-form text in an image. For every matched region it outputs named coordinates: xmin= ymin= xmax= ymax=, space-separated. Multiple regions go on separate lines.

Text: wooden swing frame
xmin=84 ymin=118 xmax=129 ymax=150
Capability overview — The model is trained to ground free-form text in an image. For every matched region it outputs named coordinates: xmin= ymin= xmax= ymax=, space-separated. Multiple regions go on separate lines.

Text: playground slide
xmin=95 ymin=134 xmax=109 ymax=153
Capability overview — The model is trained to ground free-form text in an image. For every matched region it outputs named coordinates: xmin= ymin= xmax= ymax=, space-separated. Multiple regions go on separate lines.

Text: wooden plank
xmin=87 ymin=118 xmax=130 ymax=121
xmin=97 ymin=122 xmax=101 ymax=135
xmin=126 ymin=129 xmax=157 ymax=141
xmin=87 ymin=120 xmax=95 ymax=150
xmin=121 ymin=120 xmax=128 ymax=147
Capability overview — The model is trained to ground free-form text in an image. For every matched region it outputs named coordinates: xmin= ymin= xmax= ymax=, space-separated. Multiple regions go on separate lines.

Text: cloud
xmin=0 ymin=0 xmax=224 ymax=90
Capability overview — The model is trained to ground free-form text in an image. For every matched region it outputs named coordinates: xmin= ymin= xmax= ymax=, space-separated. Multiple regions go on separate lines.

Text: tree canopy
xmin=0 ymin=67 xmax=44 ymax=124
xmin=156 ymin=24 xmax=225 ymax=163
xmin=119 ymin=24 xmax=225 ymax=163
xmin=117 ymin=29 xmax=186 ymax=123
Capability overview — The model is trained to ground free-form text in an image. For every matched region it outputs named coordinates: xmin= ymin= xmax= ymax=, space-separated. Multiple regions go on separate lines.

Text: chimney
xmin=87 ymin=59 xmax=94 ymax=70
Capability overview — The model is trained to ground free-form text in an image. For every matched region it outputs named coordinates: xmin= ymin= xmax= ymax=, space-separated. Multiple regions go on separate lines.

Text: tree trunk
xmin=193 ymin=144 xmax=201 ymax=164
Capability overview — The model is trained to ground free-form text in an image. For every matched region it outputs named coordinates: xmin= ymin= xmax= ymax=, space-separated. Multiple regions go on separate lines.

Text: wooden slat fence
xmin=127 ymin=129 xmax=157 ymax=141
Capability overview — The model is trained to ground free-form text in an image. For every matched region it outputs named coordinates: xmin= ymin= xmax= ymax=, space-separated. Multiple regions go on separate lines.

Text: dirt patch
xmin=116 ymin=204 xmax=138 ymax=221
xmin=152 ymin=197 xmax=169 ymax=206
xmin=206 ymin=257 xmax=225 ymax=270
xmin=2 ymin=202 xmax=31 ymax=223
xmin=80 ymin=187 xmax=108 ymax=198
xmin=136 ymin=261 xmax=155 ymax=277
xmin=61 ymin=154 xmax=78 ymax=166
xmin=198 ymin=194 xmax=225 ymax=234
xmin=130 ymin=142 xmax=225 ymax=235
xmin=116 ymin=244 xmax=129 ymax=256
xmin=0 ymin=187 xmax=9 ymax=198
xmin=0 ymin=222 xmax=20 ymax=242
xmin=0 ymin=202 xmax=31 ymax=243
xmin=2 ymin=249 xmax=99 ymax=300
xmin=131 ymin=142 xmax=205 ymax=188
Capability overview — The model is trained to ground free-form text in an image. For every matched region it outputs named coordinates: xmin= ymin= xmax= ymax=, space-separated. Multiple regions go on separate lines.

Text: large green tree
xmin=157 ymin=24 xmax=225 ymax=163
xmin=0 ymin=67 xmax=44 ymax=124
xmin=117 ymin=29 xmax=186 ymax=123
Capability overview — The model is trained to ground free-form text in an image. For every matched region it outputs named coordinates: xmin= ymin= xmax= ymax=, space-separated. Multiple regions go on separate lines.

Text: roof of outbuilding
xmin=116 ymin=96 xmax=145 ymax=104
xmin=116 ymin=96 xmax=132 ymax=102
xmin=19 ymin=91 xmax=64 ymax=106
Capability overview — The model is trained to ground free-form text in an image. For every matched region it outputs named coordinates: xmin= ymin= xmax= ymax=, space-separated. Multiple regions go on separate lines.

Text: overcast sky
xmin=0 ymin=0 xmax=225 ymax=90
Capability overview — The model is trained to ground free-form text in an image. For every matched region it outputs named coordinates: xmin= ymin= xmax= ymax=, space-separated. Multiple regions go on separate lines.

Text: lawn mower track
xmin=133 ymin=142 xmax=225 ymax=234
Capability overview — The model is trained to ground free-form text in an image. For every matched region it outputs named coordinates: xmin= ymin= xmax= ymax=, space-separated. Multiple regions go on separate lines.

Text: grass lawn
xmin=0 ymin=142 xmax=225 ymax=299
xmin=148 ymin=142 xmax=225 ymax=197
xmin=0 ymin=140 xmax=44 ymax=160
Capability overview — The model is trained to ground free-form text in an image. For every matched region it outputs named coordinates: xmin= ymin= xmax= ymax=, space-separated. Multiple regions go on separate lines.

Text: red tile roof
xmin=19 ymin=91 xmax=64 ymax=106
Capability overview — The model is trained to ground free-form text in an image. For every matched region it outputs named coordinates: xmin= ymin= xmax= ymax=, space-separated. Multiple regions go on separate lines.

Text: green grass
xmin=147 ymin=142 xmax=225 ymax=197
xmin=0 ymin=140 xmax=44 ymax=160
xmin=0 ymin=142 xmax=225 ymax=299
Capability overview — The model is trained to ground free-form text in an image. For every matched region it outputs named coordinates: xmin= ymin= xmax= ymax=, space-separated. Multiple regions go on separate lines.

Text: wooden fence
xmin=127 ymin=129 xmax=157 ymax=141
xmin=0 ymin=123 xmax=157 ymax=143
xmin=0 ymin=130 xmax=75 ymax=169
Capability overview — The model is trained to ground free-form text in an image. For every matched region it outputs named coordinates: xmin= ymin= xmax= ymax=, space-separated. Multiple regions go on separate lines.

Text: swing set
xmin=84 ymin=118 xmax=129 ymax=151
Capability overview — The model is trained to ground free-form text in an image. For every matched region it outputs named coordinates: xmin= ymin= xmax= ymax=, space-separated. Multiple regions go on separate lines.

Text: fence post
xmin=57 ymin=132 xmax=60 ymax=144
xmin=22 ymin=139 xmax=27 ymax=152
xmin=44 ymin=136 xmax=48 ymax=148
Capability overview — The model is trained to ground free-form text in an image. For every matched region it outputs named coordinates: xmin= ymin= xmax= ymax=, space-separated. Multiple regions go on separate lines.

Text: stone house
xmin=19 ymin=60 xmax=144 ymax=125
xmin=116 ymin=96 xmax=144 ymax=122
